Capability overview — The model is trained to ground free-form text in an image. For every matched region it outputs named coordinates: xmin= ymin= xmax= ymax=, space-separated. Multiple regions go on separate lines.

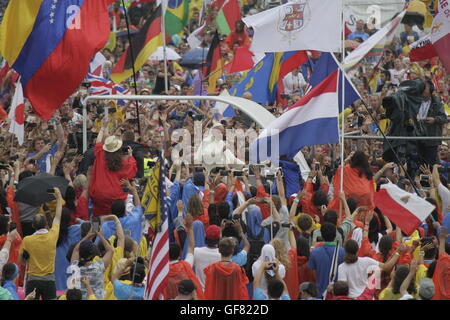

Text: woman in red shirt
xmin=89 ymin=129 xmax=137 ymax=217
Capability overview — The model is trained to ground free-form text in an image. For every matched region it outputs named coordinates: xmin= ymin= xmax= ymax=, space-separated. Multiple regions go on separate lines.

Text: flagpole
xmin=162 ymin=0 xmax=169 ymax=93
xmin=340 ymin=0 xmax=345 ymax=215
xmin=121 ymin=0 xmax=142 ymax=137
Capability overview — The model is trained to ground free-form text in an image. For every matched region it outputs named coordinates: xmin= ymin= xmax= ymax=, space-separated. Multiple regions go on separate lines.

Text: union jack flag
xmin=86 ymin=73 xmax=130 ymax=105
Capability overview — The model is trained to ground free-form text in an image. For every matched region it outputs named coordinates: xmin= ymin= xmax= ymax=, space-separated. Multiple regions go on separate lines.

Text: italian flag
xmin=374 ymin=183 xmax=435 ymax=235
xmin=216 ymin=0 xmax=241 ymax=35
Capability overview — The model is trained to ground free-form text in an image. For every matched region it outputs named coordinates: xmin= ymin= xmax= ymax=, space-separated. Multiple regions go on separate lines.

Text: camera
xmin=0 ymin=163 xmax=8 ymax=170
xmin=10 ymin=155 xmax=19 ymax=161
xmin=81 ymin=82 xmax=91 ymax=89
xmin=220 ymin=170 xmax=230 ymax=176
xmin=193 ymin=114 xmax=205 ymax=121
xmin=121 ymin=146 xmax=130 ymax=155
xmin=108 ymin=108 xmax=116 ymax=114
xmin=315 ymin=162 xmax=320 ymax=171
xmin=233 ymin=171 xmax=243 ymax=177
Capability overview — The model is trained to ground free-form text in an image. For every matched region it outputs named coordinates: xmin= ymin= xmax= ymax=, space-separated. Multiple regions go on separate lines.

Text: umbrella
xmin=179 ymin=47 xmax=209 ymax=69
xmin=116 ymin=29 xmax=139 ymax=38
xmin=14 ymin=173 xmax=69 ymax=207
xmin=149 ymin=46 xmax=181 ymax=61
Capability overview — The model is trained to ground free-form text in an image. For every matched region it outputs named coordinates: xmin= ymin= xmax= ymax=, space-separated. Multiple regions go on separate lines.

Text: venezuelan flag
xmin=0 ymin=0 xmax=114 ymax=120
xmin=165 ymin=0 xmax=189 ymax=36
xmin=110 ymin=5 xmax=163 ymax=84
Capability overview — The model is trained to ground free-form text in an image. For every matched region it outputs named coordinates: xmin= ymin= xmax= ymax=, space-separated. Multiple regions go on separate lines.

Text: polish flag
xmin=408 ymin=34 xmax=438 ymax=62
xmin=8 ymin=81 xmax=25 ymax=145
xmin=374 ymin=183 xmax=435 ymax=235
xmin=431 ymin=2 xmax=450 ymax=72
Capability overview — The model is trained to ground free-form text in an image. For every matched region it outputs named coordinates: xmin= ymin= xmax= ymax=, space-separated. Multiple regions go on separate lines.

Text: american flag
xmin=144 ymin=157 xmax=170 ymax=300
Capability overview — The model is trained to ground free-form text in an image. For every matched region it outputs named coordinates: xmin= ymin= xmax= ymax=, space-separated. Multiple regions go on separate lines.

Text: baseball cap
xmin=419 ymin=278 xmax=435 ymax=300
xmin=178 ymin=280 xmax=196 ymax=295
xmin=205 ymin=225 xmax=221 ymax=241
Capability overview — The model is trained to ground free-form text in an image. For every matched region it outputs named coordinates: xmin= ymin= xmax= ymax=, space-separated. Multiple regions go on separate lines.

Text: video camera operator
xmin=381 ymin=79 xmax=447 ymax=177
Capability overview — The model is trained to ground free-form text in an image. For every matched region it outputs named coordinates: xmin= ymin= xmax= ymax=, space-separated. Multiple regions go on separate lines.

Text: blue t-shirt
xmin=113 ymin=280 xmax=144 ymax=300
xmin=253 ymin=288 xmax=290 ymax=300
xmin=232 ymin=250 xmax=247 ymax=267
xmin=102 ymin=206 xmax=144 ymax=244
xmin=348 ymin=32 xmax=369 ymax=42
xmin=441 ymin=213 xmax=450 ymax=243
xmin=308 ymin=244 xmax=345 ymax=298
xmin=27 ymin=144 xmax=58 ymax=173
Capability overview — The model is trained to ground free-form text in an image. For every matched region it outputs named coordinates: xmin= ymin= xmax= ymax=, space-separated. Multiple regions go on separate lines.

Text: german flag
xmin=110 ymin=5 xmax=163 ymax=83
xmin=202 ymin=31 xmax=223 ymax=94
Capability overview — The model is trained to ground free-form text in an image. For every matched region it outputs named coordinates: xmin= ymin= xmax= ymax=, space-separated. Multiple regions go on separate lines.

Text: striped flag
xmin=144 ymin=157 xmax=170 ymax=300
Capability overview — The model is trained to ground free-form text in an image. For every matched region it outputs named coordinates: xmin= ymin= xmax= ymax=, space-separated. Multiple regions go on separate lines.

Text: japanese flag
xmin=8 ymin=80 xmax=25 ymax=145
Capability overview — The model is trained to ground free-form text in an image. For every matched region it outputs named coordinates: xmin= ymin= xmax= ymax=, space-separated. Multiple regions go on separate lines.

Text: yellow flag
xmin=141 ymin=160 xmax=162 ymax=231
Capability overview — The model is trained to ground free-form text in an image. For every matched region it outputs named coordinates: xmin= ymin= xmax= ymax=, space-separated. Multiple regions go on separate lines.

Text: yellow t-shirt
xmin=103 ymin=245 xmax=125 ymax=285
xmin=38 ymin=199 xmax=66 ymax=218
xmin=20 ymin=223 xmax=60 ymax=277
xmin=58 ymin=294 xmax=97 ymax=300
xmin=379 ymin=287 xmax=418 ymax=300
xmin=415 ymin=264 xmax=428 ymax=285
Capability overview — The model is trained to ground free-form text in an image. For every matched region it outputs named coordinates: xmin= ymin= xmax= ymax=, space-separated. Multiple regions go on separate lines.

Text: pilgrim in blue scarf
xmin=182 ymin=175 xmax=205 ymax=215
xmin=1 ymin=263 xmax=20 ymax=300
xmin=272 ymin=160 xmax=302 ymax=198
xmin=181 ymin=220 xmax=206 ymax=259
xmin=55 ymin=223 xmax=82 ymax=291
xmin=246 ymin=207 xmax=270 ymax=244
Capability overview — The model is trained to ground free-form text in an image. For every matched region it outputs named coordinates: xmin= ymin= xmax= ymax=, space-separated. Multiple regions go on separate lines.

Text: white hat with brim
xmin=103 ymin=136 xmax=123 ymax=153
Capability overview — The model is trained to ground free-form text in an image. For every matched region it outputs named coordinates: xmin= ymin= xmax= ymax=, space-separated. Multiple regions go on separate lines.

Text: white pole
xmin=340 ymin=0 xmax=345 ymax=196
xmin=161 ymin=0 xmax=169 ymax=93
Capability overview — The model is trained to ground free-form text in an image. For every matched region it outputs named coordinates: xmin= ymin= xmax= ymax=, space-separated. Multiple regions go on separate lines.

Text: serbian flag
xmin=8 ymin=80 xmax=25 ymax=145
xmin=111 ymin=5 xmax=163 ymax=83
xmin=250 ymin=70 xmax=339 ymax=162
xmin=430 ymin=1 xmax=450 ymax=73
xmin=409 ymin=34 xmax=438 ymax=62
xmin=374 ymin=183 xmax=435 ymax=235
xmin=0 ymin=0 xmax=114 ymax=120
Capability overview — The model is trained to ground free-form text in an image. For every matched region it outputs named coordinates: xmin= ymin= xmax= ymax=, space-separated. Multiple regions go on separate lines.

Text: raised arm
xmin=121 ymin=179 xmax=141 ymax=207
xmin=97 ymin=231 xmax=114 ymax=269
xmin=52 ymin=187 xmax=64 ymax=226
xmin=276 ymin=170 xmax=287 ymax=207
xmin=399 ymin=260 xmax=418 ymax=297
xmin=374 ymin=162 xmax=396 ymax=183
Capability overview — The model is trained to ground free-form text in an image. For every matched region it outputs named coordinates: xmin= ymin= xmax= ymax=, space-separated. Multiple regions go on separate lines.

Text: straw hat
xmin=103 ymin=136 xmax=123 ymax=153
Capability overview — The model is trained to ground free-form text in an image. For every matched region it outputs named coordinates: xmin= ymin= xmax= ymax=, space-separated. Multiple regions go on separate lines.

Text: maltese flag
xmin=374 ymin=183 xmax=435 ymax=235
xmin=8 ymin=80 xmax=25 ymax=145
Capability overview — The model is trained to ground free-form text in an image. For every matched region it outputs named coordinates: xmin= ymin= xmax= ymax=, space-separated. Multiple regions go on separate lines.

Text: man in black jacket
xmin=416 ymin=80 xmax=447 ymax=166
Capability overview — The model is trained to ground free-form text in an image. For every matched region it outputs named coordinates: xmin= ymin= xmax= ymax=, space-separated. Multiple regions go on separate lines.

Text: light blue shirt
xmin=102 ymin=206 xmax=144 ymax=244
xmin=253 ymin=288 xmax=290 ymax=300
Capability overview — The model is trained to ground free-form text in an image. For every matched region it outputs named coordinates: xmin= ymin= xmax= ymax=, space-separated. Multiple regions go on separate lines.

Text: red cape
xmin=204 ymin=262 xmax=249 ymax=300
xmin=433 ymin=253 xmax=450 ymax=300
xmin=164 ymin=261 xmax=205 ymax=300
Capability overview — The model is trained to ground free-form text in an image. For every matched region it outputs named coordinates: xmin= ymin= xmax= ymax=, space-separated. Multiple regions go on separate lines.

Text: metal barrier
xmin=81 ymin=94 xmax=276 ymax=152
xmin=342 ymin=136 xmax=450 ymax=140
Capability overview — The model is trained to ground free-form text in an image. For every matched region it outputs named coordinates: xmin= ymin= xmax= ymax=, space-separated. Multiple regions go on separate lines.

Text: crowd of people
xmin=0 ymin=0 xmax=449 ymax=300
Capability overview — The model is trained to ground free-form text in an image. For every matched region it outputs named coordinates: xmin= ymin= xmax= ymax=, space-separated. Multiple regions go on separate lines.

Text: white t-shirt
xmin=389 ymin=68 xmax=407 ymax=86
xmin=438 ymin=183 xmax=450 ymax=215
xmin=283 ymin=72 xmax=307 ymax=94
xmin=185 ymin=247 xmax=220 ymax=290
xmin=337 ymin=257 xmax=379 ymax=298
